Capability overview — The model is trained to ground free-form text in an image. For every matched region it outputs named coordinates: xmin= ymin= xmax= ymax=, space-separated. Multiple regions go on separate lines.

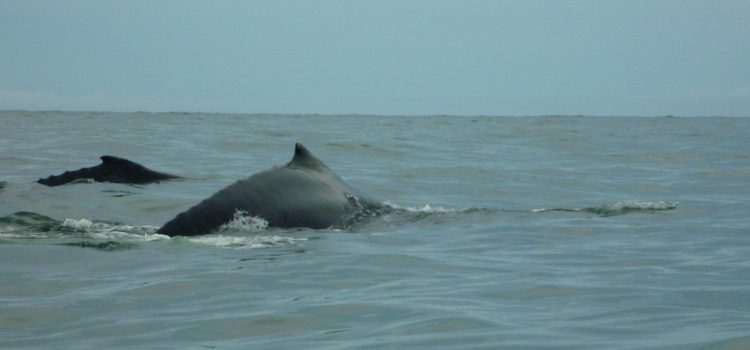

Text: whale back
xmin=157 ymin=143 xmax=374 ymax=236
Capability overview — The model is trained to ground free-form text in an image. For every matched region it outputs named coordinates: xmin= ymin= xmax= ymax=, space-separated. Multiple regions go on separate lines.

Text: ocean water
xmin=0 ymin=111 xmax=749 ymax=349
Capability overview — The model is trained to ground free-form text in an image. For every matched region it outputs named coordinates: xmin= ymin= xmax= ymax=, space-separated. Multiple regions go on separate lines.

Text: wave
xmin=530 ymin=201 xmax=679 ymax=217
xmin=0 ymin=200 xmax=677 ymax=248
xmin=59 ymin=240 xmax=140 ymax=251
xmin=183 ymin=234 xmax=306 ymax=249
xmin=60 ymin=217 xmax=164 ymax=240
xmin=0 ymin=211 xmax=65 ymax=237
xmin=339 ymin=200 xmax=495 ymax=230
xmin=342 ymin=199 xmax=679 ymax=229
xmin=0 ymin=211 xmax=301 ymax=250
xmin=382 ymin=202 xmax=490 ymax=214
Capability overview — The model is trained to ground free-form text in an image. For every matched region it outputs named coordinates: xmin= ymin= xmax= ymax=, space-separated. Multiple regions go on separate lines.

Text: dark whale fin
xmin=101 ymin=155 xmax=135 ymax=166
xmin=37 ymin=156 xmax=180 ymax=186
xmin=99 ymin=155 xmax=155 ymax=173
xmin=287 ymin=143 xmax=330 ymax=171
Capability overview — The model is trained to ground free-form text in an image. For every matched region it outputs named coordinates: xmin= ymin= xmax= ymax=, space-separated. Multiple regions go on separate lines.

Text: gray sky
xmin=1 ymin=0 xmax=748 ymax=116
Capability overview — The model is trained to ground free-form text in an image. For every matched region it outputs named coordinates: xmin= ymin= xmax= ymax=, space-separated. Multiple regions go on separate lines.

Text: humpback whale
xmin=37 ymin=156 xmax=180 ymax=186
xmin=157 ymin=143 xmax=377 ymax=237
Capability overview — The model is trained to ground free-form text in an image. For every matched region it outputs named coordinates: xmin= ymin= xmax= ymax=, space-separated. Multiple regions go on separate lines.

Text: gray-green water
xmin=1 ymin=111 xmax=749 ymax=349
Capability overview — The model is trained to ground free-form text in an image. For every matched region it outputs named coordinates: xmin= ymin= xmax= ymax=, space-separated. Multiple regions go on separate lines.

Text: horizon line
xmin=1 ymin=108 xmax=746 ymax=119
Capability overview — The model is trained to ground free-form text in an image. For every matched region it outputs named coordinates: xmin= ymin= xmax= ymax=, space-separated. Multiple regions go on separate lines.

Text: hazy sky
xmin=1 ymin=1 xmax=748 ymax=116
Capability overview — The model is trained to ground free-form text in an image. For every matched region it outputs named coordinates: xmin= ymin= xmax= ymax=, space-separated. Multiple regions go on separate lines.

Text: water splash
xmin=180 ymin=210 xmax=305 ymax=249
xmin=217 ymin=210 xmax=269 ymax=233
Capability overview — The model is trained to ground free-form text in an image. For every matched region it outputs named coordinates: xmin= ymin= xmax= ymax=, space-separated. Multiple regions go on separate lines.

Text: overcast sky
xmin=1 ymin=0 xmax=748 ymax=116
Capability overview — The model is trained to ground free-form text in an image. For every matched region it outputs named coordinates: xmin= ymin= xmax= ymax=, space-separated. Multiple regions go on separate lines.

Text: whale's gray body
xmin=157 ymin=143 xmax=376 ymax=237
xmin=37 ymin=156 xmax=180 ymax=186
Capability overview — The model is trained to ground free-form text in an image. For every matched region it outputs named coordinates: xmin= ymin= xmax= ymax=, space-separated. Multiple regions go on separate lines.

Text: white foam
xmin=62 ymin=218 xmax=95 ymax=229
xmin=382 ymin=202 xmax=488 ymax=215
xmin=61 ymin=217 xmax=168 ymax=241
xmin=187 ymin=234 xmax=305 ymax=249
xmin=87 ymin=230 xmax=169 ymax=241
xmin=383 ymin=202 xmax=452 ymax=213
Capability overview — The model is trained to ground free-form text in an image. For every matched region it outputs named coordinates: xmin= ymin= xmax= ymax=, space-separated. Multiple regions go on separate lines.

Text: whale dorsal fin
xmin=101 ymin=155 xmax=125 ymax=164
xmin=287 ymin=143 xmax=328 ymax=171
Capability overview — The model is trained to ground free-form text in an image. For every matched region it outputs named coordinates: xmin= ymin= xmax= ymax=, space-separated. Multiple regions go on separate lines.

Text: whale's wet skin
xmin=1 ymin=111 xmax=749 ymax=349
xmin=158 ymin=143 xmax=381 ymax=236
